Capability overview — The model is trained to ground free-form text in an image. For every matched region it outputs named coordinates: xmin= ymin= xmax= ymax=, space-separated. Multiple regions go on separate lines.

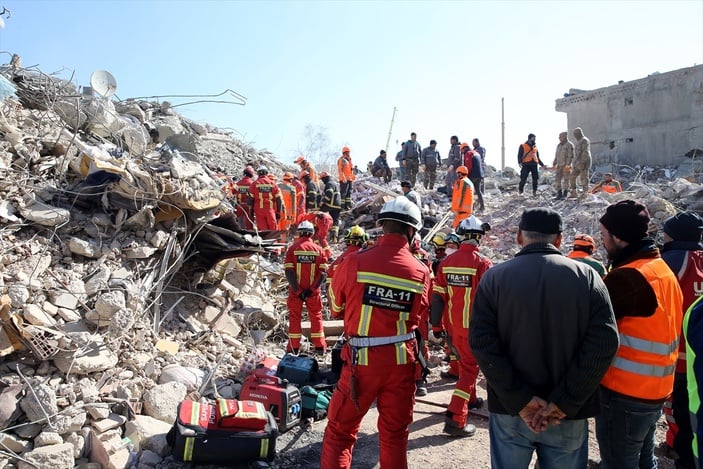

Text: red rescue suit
xmin=431 ymin=242 xmax=492 ymax=427
xmin=234 ymin=175 xmax=255 ymax=230
xmin=321 ymin=234 xmax=430 ymax=469
xmin=326 ymin=244 xmax=362 ymax=287
xmin=296 ymin=211 xmax=333 ymax=257
xmin=284 ymin=236 xmax=328 ymax=352
xmin=292 ymin=178 xmax=306 ymax=217
xmin=249 ymin=175 xmax=283 ymax=231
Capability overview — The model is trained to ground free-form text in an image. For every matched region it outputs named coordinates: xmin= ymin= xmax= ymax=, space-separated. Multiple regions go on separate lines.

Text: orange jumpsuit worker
xmin=291 ymin=174 xmax=306 ymax=217
xmin=431 ymin=215 xmax=492 ymax=437
xmin=451 ymin=166 xmax=474 ymax=228
xmin=234 ymin=166 xmax=256 ymax=230
xmin=337 ymin=146 xmax=356 ymax=210
xmin=284 ymin=220 xmax=329 ymax=354
xmin=248 ymin=166 xmax=284 ymax=231
xmin=294 ymin=155 xmax=319 ymax=185
xmin=278 ymin=172 xmax=297 ymax=241
xmin=321 ymin=197 xmax=431 ymax=469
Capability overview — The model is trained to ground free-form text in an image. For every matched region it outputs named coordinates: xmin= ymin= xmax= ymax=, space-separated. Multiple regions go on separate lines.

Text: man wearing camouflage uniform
xmin=569 ymin=127 xmax=591 ymax=198
xmin=552 ymin=132 xmax=574 ymax=200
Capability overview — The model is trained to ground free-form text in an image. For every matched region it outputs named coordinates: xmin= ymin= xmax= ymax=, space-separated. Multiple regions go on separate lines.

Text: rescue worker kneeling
xmin=430 ymin=216 xmax=493 ymax=437
xmin=321 ymin=197 xmax=431 ymax=469
xmin=284 ymin=221 xmax=328 ymax=354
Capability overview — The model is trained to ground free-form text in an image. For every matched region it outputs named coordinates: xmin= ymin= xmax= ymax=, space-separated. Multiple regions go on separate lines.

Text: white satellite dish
xmin=90 ymin=69 xmax=117 ymax=98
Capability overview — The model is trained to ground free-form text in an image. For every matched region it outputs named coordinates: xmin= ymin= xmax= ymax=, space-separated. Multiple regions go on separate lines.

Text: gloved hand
xmin=432 ymin=327 xmax=447 ymax=339
xmin=300 ymin=289 xmax=312 ymax=301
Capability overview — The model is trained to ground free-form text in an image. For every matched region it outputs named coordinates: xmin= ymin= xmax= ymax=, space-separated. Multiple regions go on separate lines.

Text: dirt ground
xmin=270 ymin=350 xmax=677 ymax=469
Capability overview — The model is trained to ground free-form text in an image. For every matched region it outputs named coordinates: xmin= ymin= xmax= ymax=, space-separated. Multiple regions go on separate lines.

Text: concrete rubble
xmin=0 ymin=61 xmax=701 ymax=469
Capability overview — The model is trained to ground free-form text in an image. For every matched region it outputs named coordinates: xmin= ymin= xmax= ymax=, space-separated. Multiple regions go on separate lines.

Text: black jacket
xmin=470 ymin=243 xmax=619 ymax=419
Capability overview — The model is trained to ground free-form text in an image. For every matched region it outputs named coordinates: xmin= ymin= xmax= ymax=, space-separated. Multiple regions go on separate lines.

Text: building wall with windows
xmin=555 ymin=65 xmax=703 ymax=167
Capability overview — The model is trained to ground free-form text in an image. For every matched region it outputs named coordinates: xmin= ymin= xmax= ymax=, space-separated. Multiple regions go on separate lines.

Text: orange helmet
xmin=299 ymin=170 xmax=310 ymax=179
xmin=294 ymin=155 xmax=306 ymax=164
xmin=456 ymin=165 xmax=469 ymax=175
xmin=282 ymin=171 xmax=294 ymax=181
xmin=459 ymin=142 xmax=469 ymax=151
xmin=319 ymin=171 xmax=330 ymax=179
xmin=342 ymin=146 xmax=351 ymax=154
xmin=573 ymin=234 xmax=596 ymax=252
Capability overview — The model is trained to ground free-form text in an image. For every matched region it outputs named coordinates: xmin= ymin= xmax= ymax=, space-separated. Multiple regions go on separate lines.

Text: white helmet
xmin=456 ymin=215 xmax=490 ymax=237
xmin=297 ymin=220 xmax=315 ymax=235
xmin=376 ymin=197 xmax=422 ymax=230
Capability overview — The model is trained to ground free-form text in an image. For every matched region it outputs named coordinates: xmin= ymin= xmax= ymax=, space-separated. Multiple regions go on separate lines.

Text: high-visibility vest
xmin=278 ymin=182 xmax=297 ymax=222
xmin=601 ymin=257 xmax=683 ymax=399
xmin=521 ymin=143 xmax=539 ymax=164
xmin=673 ymin=250 xmax=703 ymax=372
xmin=602 ymin=181 xmax=622 ymax=193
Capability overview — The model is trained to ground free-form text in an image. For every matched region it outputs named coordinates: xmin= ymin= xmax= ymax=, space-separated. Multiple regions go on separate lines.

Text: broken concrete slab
xmin=17 ymin=442 xmax=74 ymax=469
xmin=142 ymin=382 xmax=187 ymax=424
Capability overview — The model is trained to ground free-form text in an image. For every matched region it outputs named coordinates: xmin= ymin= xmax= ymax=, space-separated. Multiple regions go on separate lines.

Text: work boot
xmin=415 ymin=381 xmax=428 ymax=397
xmin=554 ymin=190 xmax=563 ymax=200
xmin=532 ymin=189 xmax=537 ymax=196
xmin=468 ymin=397 xmax=484 ymax=410
xmin=440 ymin=371 xmax=459 ymax=381
xmin=443 ymin=418 xmax=476 ymax=438
xmin=569 ymin=190 xmax=578 ymax=198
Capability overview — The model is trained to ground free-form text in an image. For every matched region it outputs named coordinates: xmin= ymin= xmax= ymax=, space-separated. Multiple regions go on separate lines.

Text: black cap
xmin=599 ymin=200 xmax=650 ymax=243
xmin=400 ymin=181 xmax=412 ymax=188
xmin=519 ymin=207 xmax=563 ymax=234
xmin=664 ymin=211 xmax=703 ymax=242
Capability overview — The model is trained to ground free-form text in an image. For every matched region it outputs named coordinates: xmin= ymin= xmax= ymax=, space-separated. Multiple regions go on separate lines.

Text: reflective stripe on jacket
xmin=278 ymin=182 xmax=297 ymax=222
xmin=284 ymin=237 xmax=328 ymax=289
xmin=601 ymin=257 xmax=683 ymax=399
xmin=451 ymin=177 xmax=474 ymax=215
xmin=249 ymin=176 xmax=281 ymax=211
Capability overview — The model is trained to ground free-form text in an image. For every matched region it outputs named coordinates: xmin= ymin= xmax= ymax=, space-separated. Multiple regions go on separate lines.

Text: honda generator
xmin=240 ymin=374 xmax=302 ymax=432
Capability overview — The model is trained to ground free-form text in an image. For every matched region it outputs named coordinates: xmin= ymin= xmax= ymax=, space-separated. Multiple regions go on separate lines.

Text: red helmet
xmin=299 ymin=170 xmax=310 ymax=179
xmin=243 ymin=166 xmax=255 ymax=177
xmin=294 ymin=155 xmax=306 ymax=164
xmin=342 ymin=146 xmax=351 ymax=154
xmin=319 ymin=171 xmax=330 ymax=179
xmin=574 ymin=234 xmax=596 ymax=252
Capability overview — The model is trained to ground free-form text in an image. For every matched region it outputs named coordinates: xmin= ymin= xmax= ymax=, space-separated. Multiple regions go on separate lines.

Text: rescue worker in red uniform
xmin=430 ymin=215 xmax=493 ymax=437
xmin=321 ymin=197 xmax=431 ymax=469
xmin=440 ymin=232 xmax=462 ymax=379
xmin=278 ymin=172 xmax=297 ymax=242
xmin=248 ymin=166 xmax=284 ymax=231
xmin=295 ymin=211 xmax=334 ymax=258
xmin=661 ymin=211 xmax=703 ymax=468
xmin=234 ymin=166 xmax=256 ymax=230
xmin=284 ymin=220 xmax=329 ymax=354
xmin=451 ymin=166 xmax=474 ymax=228
xmin=327 ymin=225 xmax=367 ymax=287
xmin=411 ymin=234 xmax=432 ymax=396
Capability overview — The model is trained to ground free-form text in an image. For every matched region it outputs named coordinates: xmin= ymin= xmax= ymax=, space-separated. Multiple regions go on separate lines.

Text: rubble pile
xmin=0 ymin=60 xmax=702 ymax=469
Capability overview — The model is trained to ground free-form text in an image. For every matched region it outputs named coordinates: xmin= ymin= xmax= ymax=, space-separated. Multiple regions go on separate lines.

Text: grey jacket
xmin=470 ymin=243 xmax=619 ymax=419
xmin=402 ymin=140 xmax=421 ymax=161
xmin=421 ymin=147 xmax=441 ymax=167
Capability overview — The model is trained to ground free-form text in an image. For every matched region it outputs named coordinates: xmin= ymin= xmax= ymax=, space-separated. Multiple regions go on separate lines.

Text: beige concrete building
xmin=555 ymin=64 xmax=703 ymax=168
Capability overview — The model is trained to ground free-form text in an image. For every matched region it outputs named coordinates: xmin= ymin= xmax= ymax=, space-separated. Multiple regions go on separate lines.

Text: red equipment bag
xmin=167 ymin=399 xmax=278 ymax=464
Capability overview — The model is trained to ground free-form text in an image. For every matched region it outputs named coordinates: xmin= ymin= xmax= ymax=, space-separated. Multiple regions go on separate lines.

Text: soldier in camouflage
xmin=552 ymin=132 xmax=574 ymax=200
xmin=569 ymin=127 xmax=592 ymax=198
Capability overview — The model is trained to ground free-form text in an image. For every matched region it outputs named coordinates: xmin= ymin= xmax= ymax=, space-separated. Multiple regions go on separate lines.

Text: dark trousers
xmin=470 ymin=177 xmax=484 ymax=210
xmin=672 ymin=372 xmax=695 ymax=468
xmin=340 ymin=182 xmax=352 ymax=209
xmin=519 ymin=164 xmax=539 ymax=194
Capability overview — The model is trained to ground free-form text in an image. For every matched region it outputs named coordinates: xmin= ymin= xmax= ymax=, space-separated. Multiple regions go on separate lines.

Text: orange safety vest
xmin=602 ymin=181 xmax=622 ymax=193
xmin=451 ymin=177 xmax=474 ymax=227
xmin=278 ymin=182 xmax=297 ymax=223
xmin=337 ymin=156 xmax=356 ymax=183
xmin=601 ymin=257 xmax=683 ymax=400
xmin=521 ymin=143 xmax=539 ymax=164
xmin=300 ymin=163 xmax=319 ymax=185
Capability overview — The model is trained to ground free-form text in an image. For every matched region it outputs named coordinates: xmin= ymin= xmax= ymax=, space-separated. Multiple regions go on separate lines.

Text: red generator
xmin=240 ymin=374 xmax=302 ymax=432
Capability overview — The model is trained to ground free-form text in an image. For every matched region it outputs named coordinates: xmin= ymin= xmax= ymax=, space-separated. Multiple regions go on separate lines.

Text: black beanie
xmin=519 ymin=207 xmax=563 ymax=234
xmin=599 ymin=200 xmax=650 ymax=243
xmin=664 ymin=211 xmax=703 ymax=242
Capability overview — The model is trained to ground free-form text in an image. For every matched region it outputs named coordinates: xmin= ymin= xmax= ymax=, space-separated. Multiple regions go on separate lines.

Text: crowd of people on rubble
xmin=211 ymin=129 xmax=703 ymax=469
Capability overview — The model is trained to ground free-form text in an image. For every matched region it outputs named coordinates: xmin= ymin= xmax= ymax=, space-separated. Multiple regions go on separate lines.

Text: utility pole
xmin=385 ymin=106 xmax=397 ymax=154
xmin=501 ymin=97 xmax=505 ymax=170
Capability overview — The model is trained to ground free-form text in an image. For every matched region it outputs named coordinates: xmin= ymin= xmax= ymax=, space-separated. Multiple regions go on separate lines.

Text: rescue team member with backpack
xmin=301 ymin=170 xmax=320 ymax=211
xmin=284 ymin=221 xmax=328 ymax=355
xmin=517 ymin=133 xmax=546 ymax=196
xmin=430 ymin=216 xmax=492 ymax=437
xmin=660 ymin=211 xmax=703 ymax=469
xmin=248 ymin=166 xmax=284 ymax=231
xmin=596 ymin=200 xmax=683 ymax=468
xmin=567 ymin=233 xmax=607 ymax=277
xmin=321 ymin=197 xmax=431 ymax=469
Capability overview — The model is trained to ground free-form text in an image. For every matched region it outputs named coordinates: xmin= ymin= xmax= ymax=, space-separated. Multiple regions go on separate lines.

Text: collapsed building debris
xmin=0 ymin=59 xmax=701 ymax=468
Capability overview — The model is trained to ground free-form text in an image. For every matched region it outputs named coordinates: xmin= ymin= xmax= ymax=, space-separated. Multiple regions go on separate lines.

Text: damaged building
xmin=555 ymin=64 xmax=703 ymax=174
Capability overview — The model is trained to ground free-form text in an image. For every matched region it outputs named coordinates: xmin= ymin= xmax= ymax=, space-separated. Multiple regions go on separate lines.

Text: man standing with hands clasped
xmin=470 ymin=207 xmax=619 ymax=468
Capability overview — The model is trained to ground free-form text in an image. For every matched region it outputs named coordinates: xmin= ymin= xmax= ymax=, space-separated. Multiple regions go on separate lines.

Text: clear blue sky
xmin=1 ymin=1 xmax=701 ymax=170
